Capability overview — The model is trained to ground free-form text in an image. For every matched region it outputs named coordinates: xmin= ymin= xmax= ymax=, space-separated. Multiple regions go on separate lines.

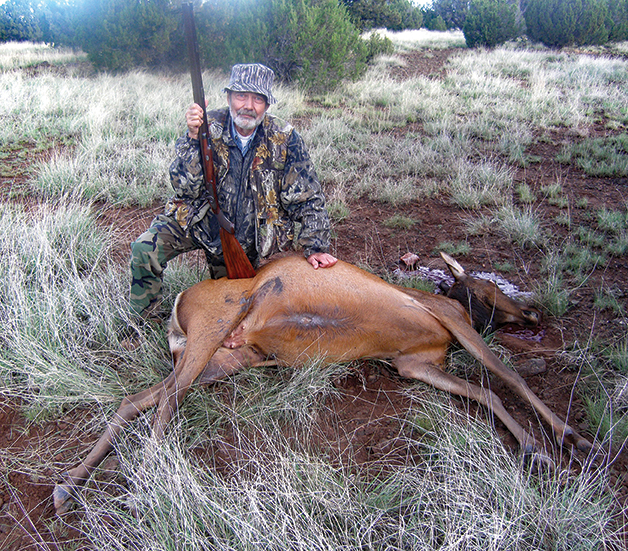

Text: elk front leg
xmin=53 ymin=374 xmax=173 ymax=514
xmin=394 ymin=356 xmax=541 ymax=459
xmin=479 ymin=349 xmax=593 ymax=453
xmin=447 ymin=321 xmax=594 ymax=453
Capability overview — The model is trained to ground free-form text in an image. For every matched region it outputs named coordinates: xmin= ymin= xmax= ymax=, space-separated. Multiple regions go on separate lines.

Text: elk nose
xmin=522 ymin=309 xmax=541 ymax=325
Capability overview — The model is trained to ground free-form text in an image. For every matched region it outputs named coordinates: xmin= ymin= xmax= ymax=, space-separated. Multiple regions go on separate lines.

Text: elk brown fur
xmin=53 ymin=255 xmax=591 ymax=514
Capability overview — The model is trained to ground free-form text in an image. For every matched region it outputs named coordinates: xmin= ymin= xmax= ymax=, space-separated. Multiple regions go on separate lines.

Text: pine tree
xmin=296 ymin=0 xmax=367 ymax=90
xmin=574 ymin=0 xmax=608 ymax=45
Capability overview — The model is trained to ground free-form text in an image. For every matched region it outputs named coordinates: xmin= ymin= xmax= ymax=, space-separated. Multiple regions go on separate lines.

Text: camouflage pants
xmin=129 ymin=214 xmax=226 ymax=319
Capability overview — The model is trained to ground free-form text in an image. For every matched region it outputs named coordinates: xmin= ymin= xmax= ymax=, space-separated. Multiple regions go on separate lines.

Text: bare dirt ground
xmin=1 ymin=49 xmax=627 ymax=549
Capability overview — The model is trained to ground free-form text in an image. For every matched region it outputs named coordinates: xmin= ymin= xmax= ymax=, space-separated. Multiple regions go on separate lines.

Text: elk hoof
xmin=575 ymin=435 xmax=594 ymax=454
xmin=522 ymin=445 xmax=554 ymax=474
xmin=53 ymin=479 xmax=76 ymax=515
xmin=562 ymin=427 xmax=595 ymax=456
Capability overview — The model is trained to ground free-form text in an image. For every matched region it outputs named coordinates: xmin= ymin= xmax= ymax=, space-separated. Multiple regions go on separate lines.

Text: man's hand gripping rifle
xmin=183 ymin=3 xmax=256 ymax=279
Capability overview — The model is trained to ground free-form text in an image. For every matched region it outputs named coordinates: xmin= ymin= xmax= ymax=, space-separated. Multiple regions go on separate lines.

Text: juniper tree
xmin=463 ymin=0 xmax=523 ymax=48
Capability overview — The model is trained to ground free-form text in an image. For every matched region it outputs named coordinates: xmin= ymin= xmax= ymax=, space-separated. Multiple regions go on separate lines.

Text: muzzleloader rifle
xmin=182 ymin=3 xmax=256 ymax=279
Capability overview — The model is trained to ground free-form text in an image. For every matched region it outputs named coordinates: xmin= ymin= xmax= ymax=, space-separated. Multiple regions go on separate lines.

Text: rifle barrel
xmin=182 ymin=3 xmax=255 ymax=279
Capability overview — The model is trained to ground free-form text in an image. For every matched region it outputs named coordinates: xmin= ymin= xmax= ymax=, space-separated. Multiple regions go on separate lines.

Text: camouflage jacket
xmin=166 ymin=107 xmax=330 ymax=262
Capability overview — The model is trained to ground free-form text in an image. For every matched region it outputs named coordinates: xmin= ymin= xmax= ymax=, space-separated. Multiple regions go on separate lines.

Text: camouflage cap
xmin=224 ymin=63 xmax=277 ymax=105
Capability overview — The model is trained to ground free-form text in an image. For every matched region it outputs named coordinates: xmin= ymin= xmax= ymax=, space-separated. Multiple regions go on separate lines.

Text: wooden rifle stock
xmin=182 ymin=3 xmax=256 ymax=279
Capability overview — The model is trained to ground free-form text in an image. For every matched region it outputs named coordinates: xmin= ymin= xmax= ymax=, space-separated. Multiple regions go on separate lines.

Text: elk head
xmin=438 ymin=252 xmax=541 ymax=333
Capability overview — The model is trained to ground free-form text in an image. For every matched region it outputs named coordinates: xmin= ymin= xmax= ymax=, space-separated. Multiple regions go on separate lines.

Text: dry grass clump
xmin=71 ymin=397 xmax=621 ymax=551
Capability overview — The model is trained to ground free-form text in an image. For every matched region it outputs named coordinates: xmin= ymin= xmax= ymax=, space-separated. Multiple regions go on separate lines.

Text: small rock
xmin=515 ymin=358 xmax=547 ymax=377
xmin=367 ymin=372 xmax=379 ymax=384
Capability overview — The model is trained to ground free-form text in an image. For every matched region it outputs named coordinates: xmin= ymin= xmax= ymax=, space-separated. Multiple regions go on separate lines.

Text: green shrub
xmin=607 ymin=0 xmax=628 ymax=41
xmin=289 ymin=0 xmax=369 ymax=91
xmin=342 ymin=0 xmax=424 ymax=31
xmin=363 ymin=30 xmax=395 ymax=61
xmin=523 ymin=0 xmax=609 ymax=47
xmin=75 ymin=0 xmax=177 ymax=71
xmin=424 ymin=13 xmax=448 ymax=31
xmin=0 ymin=0 xmax=43 ymax=42
xmin=463 ymin=0 xmax=522 ymax=48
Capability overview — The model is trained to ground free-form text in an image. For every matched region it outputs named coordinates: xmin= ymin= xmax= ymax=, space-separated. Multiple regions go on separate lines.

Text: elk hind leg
xmin=151 ymin=346 xmax=267 ymax=438
xmin=53 ymin=374 xmax=172 ymax=514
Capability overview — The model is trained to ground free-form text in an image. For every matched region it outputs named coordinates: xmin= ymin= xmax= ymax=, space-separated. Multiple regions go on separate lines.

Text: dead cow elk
xmin=54 ymin=255 xmax=591 ymax=514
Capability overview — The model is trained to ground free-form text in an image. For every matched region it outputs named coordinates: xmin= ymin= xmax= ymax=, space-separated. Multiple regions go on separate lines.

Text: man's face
xmin=228 ymin=92 xmax=268 ymax=136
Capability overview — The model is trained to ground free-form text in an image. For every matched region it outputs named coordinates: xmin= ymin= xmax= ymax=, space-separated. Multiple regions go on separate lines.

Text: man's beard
xmin=231 ymin=107 xmax=265 ymax=132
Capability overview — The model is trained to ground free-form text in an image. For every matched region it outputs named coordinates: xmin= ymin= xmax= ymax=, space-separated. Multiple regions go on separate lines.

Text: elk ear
xmin=440 ymin=251 xmax=466 ymax=281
